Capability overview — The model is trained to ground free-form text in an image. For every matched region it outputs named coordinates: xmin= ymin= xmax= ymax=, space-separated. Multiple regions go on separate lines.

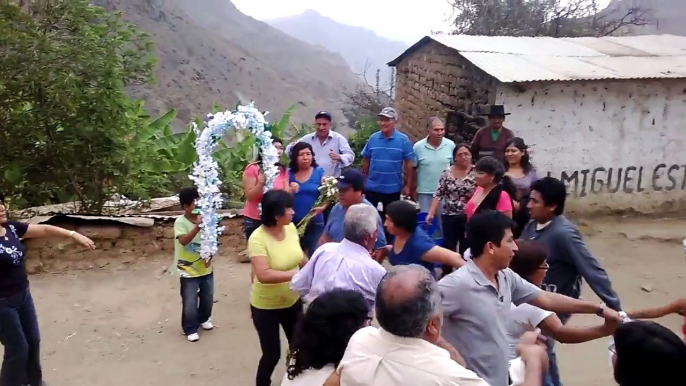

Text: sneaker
xmin=187 ymin=333 xmax=200 ymax=342
xmin=201 ymin=320 xmax=214 ymax=330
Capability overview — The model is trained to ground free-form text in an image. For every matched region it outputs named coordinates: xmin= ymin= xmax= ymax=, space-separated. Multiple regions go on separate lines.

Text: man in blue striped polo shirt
xmin=361 ymin=107 xmax=415 ymax=225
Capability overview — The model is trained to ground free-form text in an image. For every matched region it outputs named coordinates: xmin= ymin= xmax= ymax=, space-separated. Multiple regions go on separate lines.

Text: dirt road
xmin=12 ymin=216 xmax=686 ymax=386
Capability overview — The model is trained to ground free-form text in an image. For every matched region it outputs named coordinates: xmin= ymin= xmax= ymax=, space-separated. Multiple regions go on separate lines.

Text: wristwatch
xmin=595 ymin=303 xmax=606 ymax=317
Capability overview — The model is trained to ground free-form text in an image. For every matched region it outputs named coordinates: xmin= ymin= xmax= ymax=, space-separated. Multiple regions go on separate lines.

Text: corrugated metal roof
xmin=387 ymin=34 xmax=686 ymax=83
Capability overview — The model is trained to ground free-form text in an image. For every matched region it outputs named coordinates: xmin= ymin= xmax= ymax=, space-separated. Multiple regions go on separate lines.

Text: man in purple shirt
xmin=286 ymin=111 xmax=355 ymax=178
xmin=291 ymin=203 xmax=386 ymax=311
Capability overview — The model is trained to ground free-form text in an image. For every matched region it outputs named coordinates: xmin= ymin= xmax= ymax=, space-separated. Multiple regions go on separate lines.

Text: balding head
xmin=375 ymin=265 xmax=442 ymax=341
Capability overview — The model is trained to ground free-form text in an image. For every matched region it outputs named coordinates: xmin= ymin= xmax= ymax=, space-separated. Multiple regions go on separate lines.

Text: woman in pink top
xmin=242 ymin=137 xmax=291 ymax=239
xmin=464 ymin=156 xmax=516 ymax=221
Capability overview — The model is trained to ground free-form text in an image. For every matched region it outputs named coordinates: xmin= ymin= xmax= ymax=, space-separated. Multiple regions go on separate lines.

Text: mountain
xmin=605 ymin=0 xmax=686 ymax=36
xmin=267 ymin=10 xmax=408 ymax=89
xmin=93 ymin=0 xmax=363 ymax=130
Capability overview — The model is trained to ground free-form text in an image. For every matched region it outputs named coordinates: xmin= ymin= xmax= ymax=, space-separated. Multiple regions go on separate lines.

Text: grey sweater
xmin=521 ymin=216 xmax=621 ymax=321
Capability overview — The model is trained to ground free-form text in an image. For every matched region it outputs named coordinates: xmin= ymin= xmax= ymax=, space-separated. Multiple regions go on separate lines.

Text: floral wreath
xmin=189 ymin=102 xmax=279 ymax=261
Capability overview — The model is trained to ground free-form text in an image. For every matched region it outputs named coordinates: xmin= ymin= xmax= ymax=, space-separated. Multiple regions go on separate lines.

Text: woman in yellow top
xmin=248 ymin=189 xmax=307 ymax=386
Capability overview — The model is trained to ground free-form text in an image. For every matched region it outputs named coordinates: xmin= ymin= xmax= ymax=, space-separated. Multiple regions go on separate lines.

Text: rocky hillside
xmin=95 ymin=0 xmax=363 ymax=129
xmin=605 ymin=0 xmax=686 ymax=36
xmin=267 ymin=10 xmax=408 ymax=89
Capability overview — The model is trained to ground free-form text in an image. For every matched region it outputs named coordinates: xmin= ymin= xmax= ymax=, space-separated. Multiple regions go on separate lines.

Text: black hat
xmin=337 ymin=169 xmax=365 ymax=191
xmin=315 ymin=111 xmax=333 ymax=122
xmin=480 ymin=105 xmax=511 ymax=117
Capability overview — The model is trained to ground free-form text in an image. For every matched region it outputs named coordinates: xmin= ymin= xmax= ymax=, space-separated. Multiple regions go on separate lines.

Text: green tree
xmin=0 ymin=1 xmax=157 ymax=212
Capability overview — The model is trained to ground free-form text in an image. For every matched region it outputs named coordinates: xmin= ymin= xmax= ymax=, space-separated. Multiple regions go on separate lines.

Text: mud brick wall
xmin=393 ymin=40 xmax=498 ymax=142
xmin=22 ymin=217 xmax=247 ymax=274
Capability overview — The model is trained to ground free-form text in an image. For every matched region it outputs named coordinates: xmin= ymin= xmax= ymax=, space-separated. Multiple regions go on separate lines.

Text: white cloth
xmin=505 ymin=303 xmax=553 ymax=359
xmin=281 ymin=364 xmax=335 ymax=386
xmin=508 ymin=358 xmax=526 ymax=386
xmin=338 ymin=326 xmax=489 ymax=386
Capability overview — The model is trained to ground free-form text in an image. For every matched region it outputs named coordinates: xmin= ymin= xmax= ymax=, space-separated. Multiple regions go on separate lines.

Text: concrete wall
xmin=393 ymin=41 xmax=496 ymax=141
xmin=496 ymin=79 xmax=686 ymax=214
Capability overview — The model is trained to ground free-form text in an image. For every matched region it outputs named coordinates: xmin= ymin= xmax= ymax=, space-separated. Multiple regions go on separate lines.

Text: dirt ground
xmin=10 ymin=216 xmax=686 ymax=386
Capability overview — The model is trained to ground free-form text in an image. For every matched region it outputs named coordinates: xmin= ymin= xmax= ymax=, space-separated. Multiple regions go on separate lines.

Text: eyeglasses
xmin=608 ymin=343 xmax=616 ymax=356
xmin=455 ymin=153 xmax=471 ymax=158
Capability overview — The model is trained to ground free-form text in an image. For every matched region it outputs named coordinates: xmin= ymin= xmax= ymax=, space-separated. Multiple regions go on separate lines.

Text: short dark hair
xmin=530 ymin=177 xmax=567 ymax=216
xmin=385 ymin=200 xmax=417 ymax=233
xmin=453 ymin=143 xmax=472 ymax=160
xmin=286 ymin=289 xmax=369 ymax=380
xmin=260 ymin=190 xmax=294 ymax=227
xmin=288 ymin=142 xmax=318 ymax=173
xmin=613 ymin=321 xmax=686 ymax=385
xmin=466 ymin=210 xmax=515 ymax=257
xmin=475 ymin=156 xmax=505 ymax=182
xmin=510 ymin=240 xmax=548 ymax=283
xmin=178 ymin=187 xmax=199 ymax=208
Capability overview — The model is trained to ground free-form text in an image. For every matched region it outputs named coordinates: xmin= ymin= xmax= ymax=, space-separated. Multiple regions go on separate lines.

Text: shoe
xmin=201 ymin=320 xmax=214 ymax=330
xmin=187 ymin=333 xmax=200 ymax=342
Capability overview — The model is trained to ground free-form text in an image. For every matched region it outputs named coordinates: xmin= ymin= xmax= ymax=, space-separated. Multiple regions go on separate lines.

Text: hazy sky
xmin=232 ymin=0 xmax=612 ymax=45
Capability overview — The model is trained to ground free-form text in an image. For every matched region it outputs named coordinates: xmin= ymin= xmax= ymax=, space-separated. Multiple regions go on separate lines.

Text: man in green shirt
xmin=173 ymin=187 xmax=214 ymax=342
xmin=413 ymin=117 xmax=455 ymax=235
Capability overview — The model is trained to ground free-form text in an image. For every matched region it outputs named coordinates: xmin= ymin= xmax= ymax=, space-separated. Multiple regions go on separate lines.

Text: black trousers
xmin=364 ymin=190 xmax=401 ymax=241
xmin=250 ymin=300 xmax=302 ymax=386
xmin=441 ymin=214 xmax=468 ymax=276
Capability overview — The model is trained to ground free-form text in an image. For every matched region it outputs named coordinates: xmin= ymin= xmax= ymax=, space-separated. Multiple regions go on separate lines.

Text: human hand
xmin=602 ymin=315 xmax=621 ymax=334
xmin=257 ymin=174 xmax=266 ymax=185
xmin=671 ymin=298 xmax=686 ymax=315
xmin=289 ymin=182 xmax=300 ymax=193
xmin=329 ymin=151 xmax=341 ymax=162
xmin=519 ymin=328 xmax=547 ymax=346
xmin=401 ymin=185 xmax=411 ymax=197
xmin=601 ymin=307 xmax=622 ymax=323
xmin=73 ymin=233 xmax=96 ymax=250
xmin=313 ymin=205 xmax=327 ymax=217
xmin=425 ymin=213 xmax=434 ymax=225
xmin=518 ymin=342 xmax=549 ymax=372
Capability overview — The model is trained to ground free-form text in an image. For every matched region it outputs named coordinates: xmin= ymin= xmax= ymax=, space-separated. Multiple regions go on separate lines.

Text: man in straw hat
xmin=471 ymin=104 xmax=515 ymax=162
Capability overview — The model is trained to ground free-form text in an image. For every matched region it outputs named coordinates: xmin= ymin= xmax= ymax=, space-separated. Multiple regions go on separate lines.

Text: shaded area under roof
xmin=387 ymin=34 xmax=686 ymax=83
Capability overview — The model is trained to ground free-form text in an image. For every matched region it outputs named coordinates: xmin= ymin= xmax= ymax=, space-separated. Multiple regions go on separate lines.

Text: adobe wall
xmin=22 ymin=217 xmax=247 ymax=274
xmin=393 ymin=40 xmax=497 ymax=141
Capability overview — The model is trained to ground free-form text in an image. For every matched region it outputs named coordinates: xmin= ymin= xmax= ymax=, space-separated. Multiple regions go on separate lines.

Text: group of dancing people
xmin=1 ymin=106 xmax=685 ymax=386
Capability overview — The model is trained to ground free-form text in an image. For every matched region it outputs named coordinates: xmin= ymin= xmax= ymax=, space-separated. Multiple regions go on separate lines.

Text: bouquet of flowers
xmin=296 ymin=176 xmax=339 ymax=236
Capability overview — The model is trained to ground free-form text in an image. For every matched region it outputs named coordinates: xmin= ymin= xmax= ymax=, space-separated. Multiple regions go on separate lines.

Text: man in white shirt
xmin=337 ymin=264 xmax=488 ymax=386
xmin=291 ymin=204 xmax=386 ymax=311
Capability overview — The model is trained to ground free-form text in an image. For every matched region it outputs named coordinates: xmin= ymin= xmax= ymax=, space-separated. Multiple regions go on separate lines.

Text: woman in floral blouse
xmin=426 ymin=143 xmax=476 ymax=265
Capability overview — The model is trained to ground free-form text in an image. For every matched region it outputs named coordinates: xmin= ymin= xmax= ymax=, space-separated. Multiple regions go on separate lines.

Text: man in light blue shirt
xmin=285 ymin=111 xmax=355 ymax=178
xmin=319 ymin=169 xmax=387 ymax=252
xmin=361 ymin=107 xmax=414 ymax=222
xmin=413 ymin=117 xmax=455 ymax=234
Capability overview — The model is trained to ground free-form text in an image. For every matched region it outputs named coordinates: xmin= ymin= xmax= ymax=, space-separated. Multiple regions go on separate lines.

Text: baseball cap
xmin=377 ymin=107 xmax=398 ymax=120
xmin=315 ymin=111 xmax=333 ymax=122
xmin=337 ymin=169 xmax=365 ymax=191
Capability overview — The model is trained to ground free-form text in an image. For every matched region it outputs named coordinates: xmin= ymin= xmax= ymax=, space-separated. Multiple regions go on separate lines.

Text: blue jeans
xmin=300 ymin=221 xmax=324 ymax=257
xmin=0 ymin=288 xmax=42 ymax=386
xmin=180 ymin=273 xmax=214 ymax=335
xmin=417 ymin=193 xmax=443 ymax=236
xmin=544 ymin=340 xmax=563 ymax=386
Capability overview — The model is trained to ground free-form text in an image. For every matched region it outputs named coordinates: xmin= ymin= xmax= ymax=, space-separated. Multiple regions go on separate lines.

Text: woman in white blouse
xmin=282 ymin=289 xmax=370 ymax=386
xmin=505 ymin=240 xmax=618 ymax=359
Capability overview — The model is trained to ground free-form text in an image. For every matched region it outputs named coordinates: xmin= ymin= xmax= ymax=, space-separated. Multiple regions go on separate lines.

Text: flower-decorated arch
xmin=189 ymin=103 xmax=278 ymax=260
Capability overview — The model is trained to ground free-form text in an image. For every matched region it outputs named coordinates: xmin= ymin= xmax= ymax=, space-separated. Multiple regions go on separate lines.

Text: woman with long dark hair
xmin=464 ymin=156 xmax=516 ymax=221
xmin=504 ymin=137 xmax=538 ymax=236
xmin=0 ymin=192 xmax=95 ymax=386
xmin=283 ymin=289 xmax=370 ymax=386
xmin=288 ymin=142 xmax=327 ymax=256
xmin=242 ymin=137 xmax=291 ymax=241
